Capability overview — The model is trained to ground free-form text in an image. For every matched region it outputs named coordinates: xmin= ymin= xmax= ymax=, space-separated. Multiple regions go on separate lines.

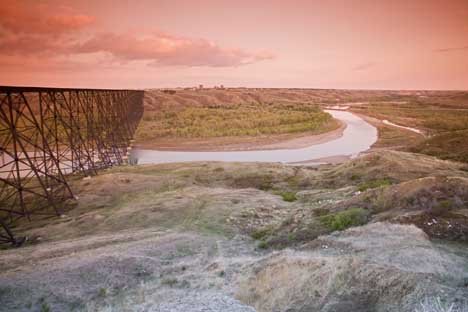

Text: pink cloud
xmin=0 ymin=33 xmax=74 ymax=56
xmin=75 ymin=33 xmax=274 ymax=67
xmin=0 ymin=1 xmax=94 ymax=35
xmin=0 ymin=1 xmax=273 ymax=68
xmin=0 ymin=54 xmax=99 ymax=73
xmin=0 ymin=1 xmax=94 ymax=57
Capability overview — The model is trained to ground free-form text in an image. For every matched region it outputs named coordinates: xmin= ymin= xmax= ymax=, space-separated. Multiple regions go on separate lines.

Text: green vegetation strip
xmin=136 ymin=102 xmax=337 ymax=140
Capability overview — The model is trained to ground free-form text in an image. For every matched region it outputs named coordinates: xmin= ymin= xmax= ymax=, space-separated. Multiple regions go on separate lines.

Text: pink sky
xmin=1 ymin=0 xmax=467 ymax=90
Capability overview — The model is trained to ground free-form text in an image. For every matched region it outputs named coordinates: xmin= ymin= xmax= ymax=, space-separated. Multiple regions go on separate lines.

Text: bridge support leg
xmin=0 ymin=218 xmax=23 ymax=247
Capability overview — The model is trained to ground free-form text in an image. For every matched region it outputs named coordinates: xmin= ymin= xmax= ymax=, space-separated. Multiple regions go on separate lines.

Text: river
xmin=130 ymin=110 xmax=378 ymax=165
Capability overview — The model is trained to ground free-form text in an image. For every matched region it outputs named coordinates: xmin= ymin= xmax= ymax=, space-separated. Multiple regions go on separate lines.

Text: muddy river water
xmin=130 ymin=110 xmax=378 ymax=165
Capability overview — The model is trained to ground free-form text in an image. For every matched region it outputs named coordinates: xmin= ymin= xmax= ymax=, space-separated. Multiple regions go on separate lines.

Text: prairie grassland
xmin=352 ymin=102 xmax=468 ymax=132
xmin=351 ymin=100 xmax=468 ymax=162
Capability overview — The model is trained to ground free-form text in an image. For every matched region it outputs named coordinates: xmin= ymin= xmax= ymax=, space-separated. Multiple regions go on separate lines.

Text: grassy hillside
xmin=9 ymin=150 xmax=468 ymax=246
xmin=350 ymin=99 xmax=468 ymax=162
xmin=2 ymin=151 xmax=468 ymax=311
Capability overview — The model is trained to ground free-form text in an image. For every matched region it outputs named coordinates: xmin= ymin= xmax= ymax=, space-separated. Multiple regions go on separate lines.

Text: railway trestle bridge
xmin=0 ymin=86 xmax=144 ymax=246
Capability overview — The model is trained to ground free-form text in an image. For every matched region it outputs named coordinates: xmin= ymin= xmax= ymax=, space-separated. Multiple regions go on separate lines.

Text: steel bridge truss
xmin=0 ymin=86 xmax=144 ymax=246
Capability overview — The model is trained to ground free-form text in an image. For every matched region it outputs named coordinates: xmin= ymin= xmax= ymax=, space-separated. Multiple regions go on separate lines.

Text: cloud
xmin=74 ymin=33 xmax=274 ymax=67
xmin=0 ymin=54 xmax=100 ymax=73
xmin=0 ymin=1 xmax=93 ymax=57
xmin=0 ymin=1 xmax=274 ymax=68
xmin=0 ymin=33 xmax=74 ymax=56
xmin=434 ymin=45 xmax=468 ymax=52
xmin=0 ymin=1 xmax=94 ymax=35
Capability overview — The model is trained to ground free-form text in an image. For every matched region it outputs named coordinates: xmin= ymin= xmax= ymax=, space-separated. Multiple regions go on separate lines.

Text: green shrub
xmin=350 ymin=174 xmax=360 ymax=181
xmin=430 ymin=199 xmax=454 ymax=216
xmin=250 ymin=226 xmax=274 ymax=240
xmin=161 ymin=278 xmax=178 ymax=287
xmin=287 ymin=232 xmax=296 ymax=241
xmin=257 ymin=240 xmax=269 ymax=249
xmin=259 ymin=177 xmax=274 ymax=191
xmin=98 ymin=288 xmax=107 ymax=298
xmin=438 ymin=199 xmax=454 ymax=210
xmin=357 ymin=179 xmax=392 ymax=192
xmin=278 ymin=191 xmax=297 ymax=202
xmin=40 ymin=303 xmax=50 ymax=312
xmin=319 ymin=208 xmax=370 ymax=231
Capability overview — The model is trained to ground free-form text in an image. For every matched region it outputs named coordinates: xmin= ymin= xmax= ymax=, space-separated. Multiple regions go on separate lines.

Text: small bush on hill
xmin=319 ymin=208 xmax=370 ymax=231
xmin=430 ymin=199 xmax=454 ymax=216
xmin=278 ymin=191 xmax=298 ymax=202
xmin=257 ymin=240 xmax=269 ymax=249
xmin=250 ymin=226 xmax=274 ymax=240
xmin=357 ymin=178 xmax=392 ymax=192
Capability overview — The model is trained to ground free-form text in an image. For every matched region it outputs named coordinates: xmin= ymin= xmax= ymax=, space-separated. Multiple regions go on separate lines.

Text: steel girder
xmin=0 ymin=86 xmax=144 ymax=246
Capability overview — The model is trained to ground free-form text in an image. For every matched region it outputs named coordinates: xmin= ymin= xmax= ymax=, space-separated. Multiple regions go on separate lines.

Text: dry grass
xmin=416 ymin=297 xmax=468 ymax=312
xmin=7 ymin=150 xmax=468 ymax=248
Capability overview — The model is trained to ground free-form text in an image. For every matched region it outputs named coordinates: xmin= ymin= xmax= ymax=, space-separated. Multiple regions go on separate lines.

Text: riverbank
xmin=134 ymin=119 xmax=345 ymax=151
xmin=352 ymin=112 xmax=424 ymax=150
xmin=349 ymin=100 xmax=468 ymax=163
xmin=130 ymin=110 xmax=377 ymax=165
